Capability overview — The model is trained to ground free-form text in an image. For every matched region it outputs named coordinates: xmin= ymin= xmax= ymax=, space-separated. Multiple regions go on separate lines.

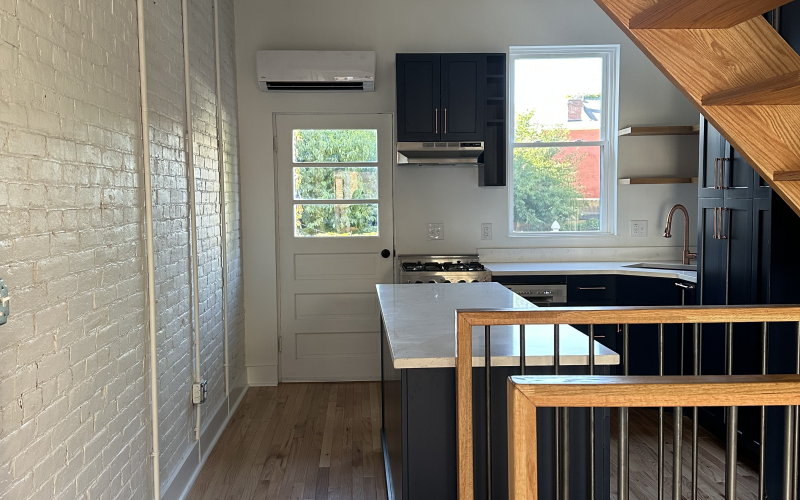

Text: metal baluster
xmin=555 ymin=324 xmax=570 ymax=500
xmin=485 ymin=326 xmax=492 ymax=500
xmin=619 ymin=324 xmax=630 ymax=500
xmin=589 ymin=325 xmax=595 ymax=500
xmin=784 ymin=405 xmax=795 ymax=500
xmin=793 ymin=322 xmax=800 ymax=500
xmin=692 ymin=323 xmax=700 ymax=500
xmin=658 ymin=324 xmax=665 ymax=500
xmin=520 ymin=325 xmax=526 ymax=376
xmin=554 ymin=324 xmax=561 ymax=500
xmin=759 ymin=322 xmax=768 ymax=500
xmin=725 ymin=322 xmax=738 ymax=500
xmin=673 ymin=406 xmax=683 ymax=500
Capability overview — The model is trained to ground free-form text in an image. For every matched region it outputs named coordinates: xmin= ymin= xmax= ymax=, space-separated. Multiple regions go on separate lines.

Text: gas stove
xmin=397 ymin=255 xmax=492 ymax=284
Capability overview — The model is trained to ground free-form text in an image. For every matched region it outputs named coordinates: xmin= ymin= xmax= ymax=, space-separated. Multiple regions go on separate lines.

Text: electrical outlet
xmin=631 ymin=220 xmax=648 ymax=237
xmin=481 ymin=223 xmax=492 ymax=241
xmin=192 ymin=380 xmax=208 ymax=405
xmin=428 ymin=223 xmax=444 ymax=240
xmin=0 ymin=278 xmax=8 ymax=326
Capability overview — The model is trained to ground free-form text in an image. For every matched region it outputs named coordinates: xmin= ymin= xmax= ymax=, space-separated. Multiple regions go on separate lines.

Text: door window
xmin=291 ymin=129 xmax=380 ymax=237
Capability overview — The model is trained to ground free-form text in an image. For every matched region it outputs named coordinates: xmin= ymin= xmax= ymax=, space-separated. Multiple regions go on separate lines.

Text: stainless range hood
xmin=397 ymin=141 xmax=484 ymax=165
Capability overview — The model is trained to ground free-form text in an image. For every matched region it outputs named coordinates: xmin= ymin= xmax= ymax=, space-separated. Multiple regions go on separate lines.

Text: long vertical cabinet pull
xmin=435 ymin=109 xmax=439 ymax=134
xmin=444 ymin=108 xmax=448 ymax=134
xmin=713 ymin=208 xmax=719 ymax=239
xmin=720 ymin=158 xmax=730 ymax=190
xmin=714 ymin=158 xmax=720 ymax=190
xmin=719 ymin=208 xmax=729 ymax=240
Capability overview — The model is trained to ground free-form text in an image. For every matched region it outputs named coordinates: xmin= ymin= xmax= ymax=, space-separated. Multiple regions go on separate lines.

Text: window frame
xmin=508 ymin=45 xmax=620 ymax=237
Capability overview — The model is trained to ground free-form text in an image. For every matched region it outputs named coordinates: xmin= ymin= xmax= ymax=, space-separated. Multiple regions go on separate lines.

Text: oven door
xmin=503 ymin=284 xmax=567 ymax=307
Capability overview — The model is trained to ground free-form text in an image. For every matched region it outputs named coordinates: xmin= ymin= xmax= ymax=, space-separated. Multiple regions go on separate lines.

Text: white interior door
xmin=276 ymin=114 xmax=394 ymax=381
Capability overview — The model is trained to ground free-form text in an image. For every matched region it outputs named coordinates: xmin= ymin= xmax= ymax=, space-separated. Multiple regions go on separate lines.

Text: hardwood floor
xmin=186 ymin=383 xmax=387 ymax=500
xmin=611 ymin=408 xmax=759 ymax=499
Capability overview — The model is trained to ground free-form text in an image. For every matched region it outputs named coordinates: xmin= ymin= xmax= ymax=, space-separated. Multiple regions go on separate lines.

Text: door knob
xmin=381 ymin=249 xmax=391 ymax=259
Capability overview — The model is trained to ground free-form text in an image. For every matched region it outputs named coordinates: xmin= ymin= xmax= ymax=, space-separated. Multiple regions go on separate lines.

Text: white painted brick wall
xmin=1 ymin=0 xmax=247 ymax=496
xmin=0 ymin=0 xmax=151 ymax=498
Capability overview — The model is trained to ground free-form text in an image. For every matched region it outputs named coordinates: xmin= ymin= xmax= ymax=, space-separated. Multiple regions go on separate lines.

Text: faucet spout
xmin=664 ymin=204 xmax=697 ymax=266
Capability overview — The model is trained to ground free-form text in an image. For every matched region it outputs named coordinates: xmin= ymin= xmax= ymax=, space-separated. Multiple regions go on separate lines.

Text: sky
xmin=514 ymin=57 xmax=603 ymax=131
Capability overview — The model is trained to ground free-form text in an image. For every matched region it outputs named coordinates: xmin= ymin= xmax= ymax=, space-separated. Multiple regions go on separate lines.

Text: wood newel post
xmin=456 ymin=313 xmax=474 ymax=500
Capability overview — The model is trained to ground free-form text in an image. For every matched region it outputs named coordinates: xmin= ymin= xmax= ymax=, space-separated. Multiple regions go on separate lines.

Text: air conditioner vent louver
xmin=265 ymin=81 xmax=370 ymax=91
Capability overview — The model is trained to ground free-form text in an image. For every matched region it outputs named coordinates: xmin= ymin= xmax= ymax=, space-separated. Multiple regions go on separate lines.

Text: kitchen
xmin=3 ymin=0 xmax=800 ymax=498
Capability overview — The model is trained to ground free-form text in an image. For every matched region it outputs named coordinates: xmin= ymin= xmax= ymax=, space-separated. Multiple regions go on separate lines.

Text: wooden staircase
xmin=594 ymin=0 xmax=800 ymax=214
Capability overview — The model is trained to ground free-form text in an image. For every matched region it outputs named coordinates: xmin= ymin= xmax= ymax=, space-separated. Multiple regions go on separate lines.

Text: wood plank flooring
xmin=186 ymin=383 xmax=387 ymax=500
xmin=611 ymin=408 xmax=759 ymax=499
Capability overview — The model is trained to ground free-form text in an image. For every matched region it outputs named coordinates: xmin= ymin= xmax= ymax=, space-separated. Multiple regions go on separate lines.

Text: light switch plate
xmin=631 ymin=220 xmax=648 ymax=237
xmin=481 ymin=223 xmax=492 ymax=240
xmin=428 ymin=223 xmax=444 ymax=240
xmin=0 ymin=278 xmax=7 ymax=326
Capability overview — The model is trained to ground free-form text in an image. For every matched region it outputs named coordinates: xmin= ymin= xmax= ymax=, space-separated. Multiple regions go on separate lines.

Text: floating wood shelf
xmin=619 ymin=177 xmax=698 ymax=185
xmin=702 ymin=70 xmax=800 ymax=105
xmin=618 ymin=125 xmax=700 ymax=137
xmin=628 ymin=0 xmax=791 ymax=29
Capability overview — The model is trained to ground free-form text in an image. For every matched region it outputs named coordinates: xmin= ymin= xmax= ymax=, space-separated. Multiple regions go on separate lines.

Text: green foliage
xmin=292 ymin=130 xmax=379 ymax=236
xmin=513 ymin=110 xmax=595 ymax=232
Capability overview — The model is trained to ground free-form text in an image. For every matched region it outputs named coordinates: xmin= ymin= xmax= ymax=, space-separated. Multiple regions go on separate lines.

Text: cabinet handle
xmin=714 ymin=158 xmax=720 ymax=190
xmin=435 ymin=109 xmax=439 ymax=134
xmin=713 ymin=207 xmax=719 ymax=239
xmin=720 ymin=158 xmax=730 ymax=190
xmin=720 ymin=207 xmax=729 ymax=240
xmin=444 ymin=108 xmax=448 ymax=134
xmin=578 ymin=286 xmax=606 ymax=290
xmin=674 ymin=282 xmax=695 ymax=290
xmin=716 ymin=207 xmax=728 ymax=240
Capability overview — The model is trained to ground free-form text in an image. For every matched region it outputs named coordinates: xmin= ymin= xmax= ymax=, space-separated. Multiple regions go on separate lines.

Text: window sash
xmin=508 ymin=45 xmax=619 ymax=236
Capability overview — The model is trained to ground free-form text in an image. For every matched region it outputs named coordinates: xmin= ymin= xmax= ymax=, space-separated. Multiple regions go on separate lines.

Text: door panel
xmin=276 ymin=114 xmax=394 ymax=381
xmin=723 ymin=146 xmax=755 ymax=198
xmin=441 ymin=54 xmax=485 ymax=141
xmin=396 ymin=54 xmax=440 ymax=142
xmin=698 ymin=119 xmax=725 ymax=198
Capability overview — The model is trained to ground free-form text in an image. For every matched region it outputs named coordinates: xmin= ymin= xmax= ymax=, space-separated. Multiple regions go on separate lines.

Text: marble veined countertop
xmin=377 ymin=282 xmax=620 ymax=369
xmin=484 ymin=261 xmax=697 ymax=283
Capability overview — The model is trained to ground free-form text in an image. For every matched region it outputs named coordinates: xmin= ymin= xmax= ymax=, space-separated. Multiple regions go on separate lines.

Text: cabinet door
xmin=723 ymin=198 xmax=754 ymax=305
xmin=752 ymin=197 xmax=771 ymax=305
xmin=697 ymin=198 xmax=727 ymax=306
xmin=753 ymin=168 xmax=772 ymax=199
xmin=722 ymin=144 xmax=755 ymax=199
xmin=440 ymin=54 xmax=485 ymax=141
xmin=698 ymin=118 xmax=726 ymax=199
xmin=396 ymin=54 xmax=441 ymax=142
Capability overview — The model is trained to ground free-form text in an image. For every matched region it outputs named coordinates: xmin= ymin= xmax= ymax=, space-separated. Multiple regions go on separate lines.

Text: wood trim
xmin=628 ymin=0 xmax=792 ymax=29
xmin=510 ymin=374 xmax=800 ymax=408
xmin=774 ymin=171 xmax=800 ymax=181
xmin=456 ymin=314 xmax=474 ymax=500
xmin=618 ymin=125 xmax=699 ymax=136
xmin=456 ymin=305 xmax=800 ymax=327
xmin=702 ymin=70 xmax=800 ymax=106
xmin=507 ymin=380 xmax=538 ymax=500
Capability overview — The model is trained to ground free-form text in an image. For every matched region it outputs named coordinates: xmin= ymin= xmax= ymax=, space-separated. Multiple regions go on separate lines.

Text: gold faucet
xmin=664 ymin=204 xmax=697 ymax=266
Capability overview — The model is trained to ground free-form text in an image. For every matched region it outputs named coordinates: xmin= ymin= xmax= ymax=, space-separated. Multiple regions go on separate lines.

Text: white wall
xmin=234 ymin=0 xmax=700 ymax=383
xmin=0 ymin=0 xmax=246 ymax=496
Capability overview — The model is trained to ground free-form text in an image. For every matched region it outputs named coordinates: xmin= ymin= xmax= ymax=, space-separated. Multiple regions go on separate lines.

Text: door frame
xmin=271 ymin=112 xmax=396 ymax=382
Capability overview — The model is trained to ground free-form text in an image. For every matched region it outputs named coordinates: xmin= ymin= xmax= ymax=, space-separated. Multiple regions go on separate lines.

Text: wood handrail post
xmin=456 ymin=314 xmax=474 ymax=500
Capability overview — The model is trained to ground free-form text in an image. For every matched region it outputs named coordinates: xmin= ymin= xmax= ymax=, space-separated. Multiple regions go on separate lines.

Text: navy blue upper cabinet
xmin=396 ymin=54 xmax=441 ymax=142
xmin=440 ymin=55 xmax=485 ymax=141
xmin=396 ymin=53 xmax=488 ymax=142
xmin=698 ymin=117 xmax=754 ymax=199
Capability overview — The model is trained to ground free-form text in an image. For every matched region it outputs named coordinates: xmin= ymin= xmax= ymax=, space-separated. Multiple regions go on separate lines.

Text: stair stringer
xmin=595 ymin=0 xmax=800 ymax=216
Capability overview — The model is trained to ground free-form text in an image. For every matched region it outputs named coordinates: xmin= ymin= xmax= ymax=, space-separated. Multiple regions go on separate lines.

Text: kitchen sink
xmin=624 ymin=262 xmax=697 ymax=272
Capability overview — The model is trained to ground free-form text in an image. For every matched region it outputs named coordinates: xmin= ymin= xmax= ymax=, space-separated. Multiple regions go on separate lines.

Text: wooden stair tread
xmin=592 ymin=0 xmax=800 ymax=217
xmin=703 ymin=70 xmax=800 ymax=105
xmin=773 ymin=171 xmax=800 ymax=181
xmin=629 ymin=0 xmax=793 ymax=29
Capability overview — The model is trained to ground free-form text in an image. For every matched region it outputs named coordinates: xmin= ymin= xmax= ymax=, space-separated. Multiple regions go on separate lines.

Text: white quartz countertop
xmin=377 ymin=282 xmax=619 ymax=369
xmin=484 ymin=261 xmax=697 ymax=283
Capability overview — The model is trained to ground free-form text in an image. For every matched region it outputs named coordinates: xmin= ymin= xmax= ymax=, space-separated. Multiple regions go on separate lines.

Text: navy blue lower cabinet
xmin=381 ymin=324 xmax=610 ymax=500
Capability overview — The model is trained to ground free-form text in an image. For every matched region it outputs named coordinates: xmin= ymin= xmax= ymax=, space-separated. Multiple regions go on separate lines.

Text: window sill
xmin=508 ymin=230 xmax=618 ymax=238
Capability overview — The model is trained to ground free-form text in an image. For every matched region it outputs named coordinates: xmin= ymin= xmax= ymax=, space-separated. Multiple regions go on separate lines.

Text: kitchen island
xmin=378 ymin=283 xmax=620 ymax=500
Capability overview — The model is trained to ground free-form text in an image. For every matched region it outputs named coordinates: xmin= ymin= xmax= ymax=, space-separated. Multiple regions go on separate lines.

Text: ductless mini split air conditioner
xmin=257 ymin=50 xmax=376 ymax=92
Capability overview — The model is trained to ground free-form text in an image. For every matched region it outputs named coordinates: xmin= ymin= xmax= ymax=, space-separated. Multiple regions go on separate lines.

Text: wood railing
xmin=507 ymin=374 xmax=800 ymax=500
xmin=455 ymin=305 xmax=800 ymax=500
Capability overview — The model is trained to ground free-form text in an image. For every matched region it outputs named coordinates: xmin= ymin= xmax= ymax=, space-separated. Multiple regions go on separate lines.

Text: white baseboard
xmin=247 ymin=364 xmax=279 ymax=386
xmin=161 ymin=386 xmax=248 ymax=500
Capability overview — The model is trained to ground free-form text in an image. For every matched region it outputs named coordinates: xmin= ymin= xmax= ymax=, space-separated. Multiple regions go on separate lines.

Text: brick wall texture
xmin=0 ymin=0 xmax=246 ymax=496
